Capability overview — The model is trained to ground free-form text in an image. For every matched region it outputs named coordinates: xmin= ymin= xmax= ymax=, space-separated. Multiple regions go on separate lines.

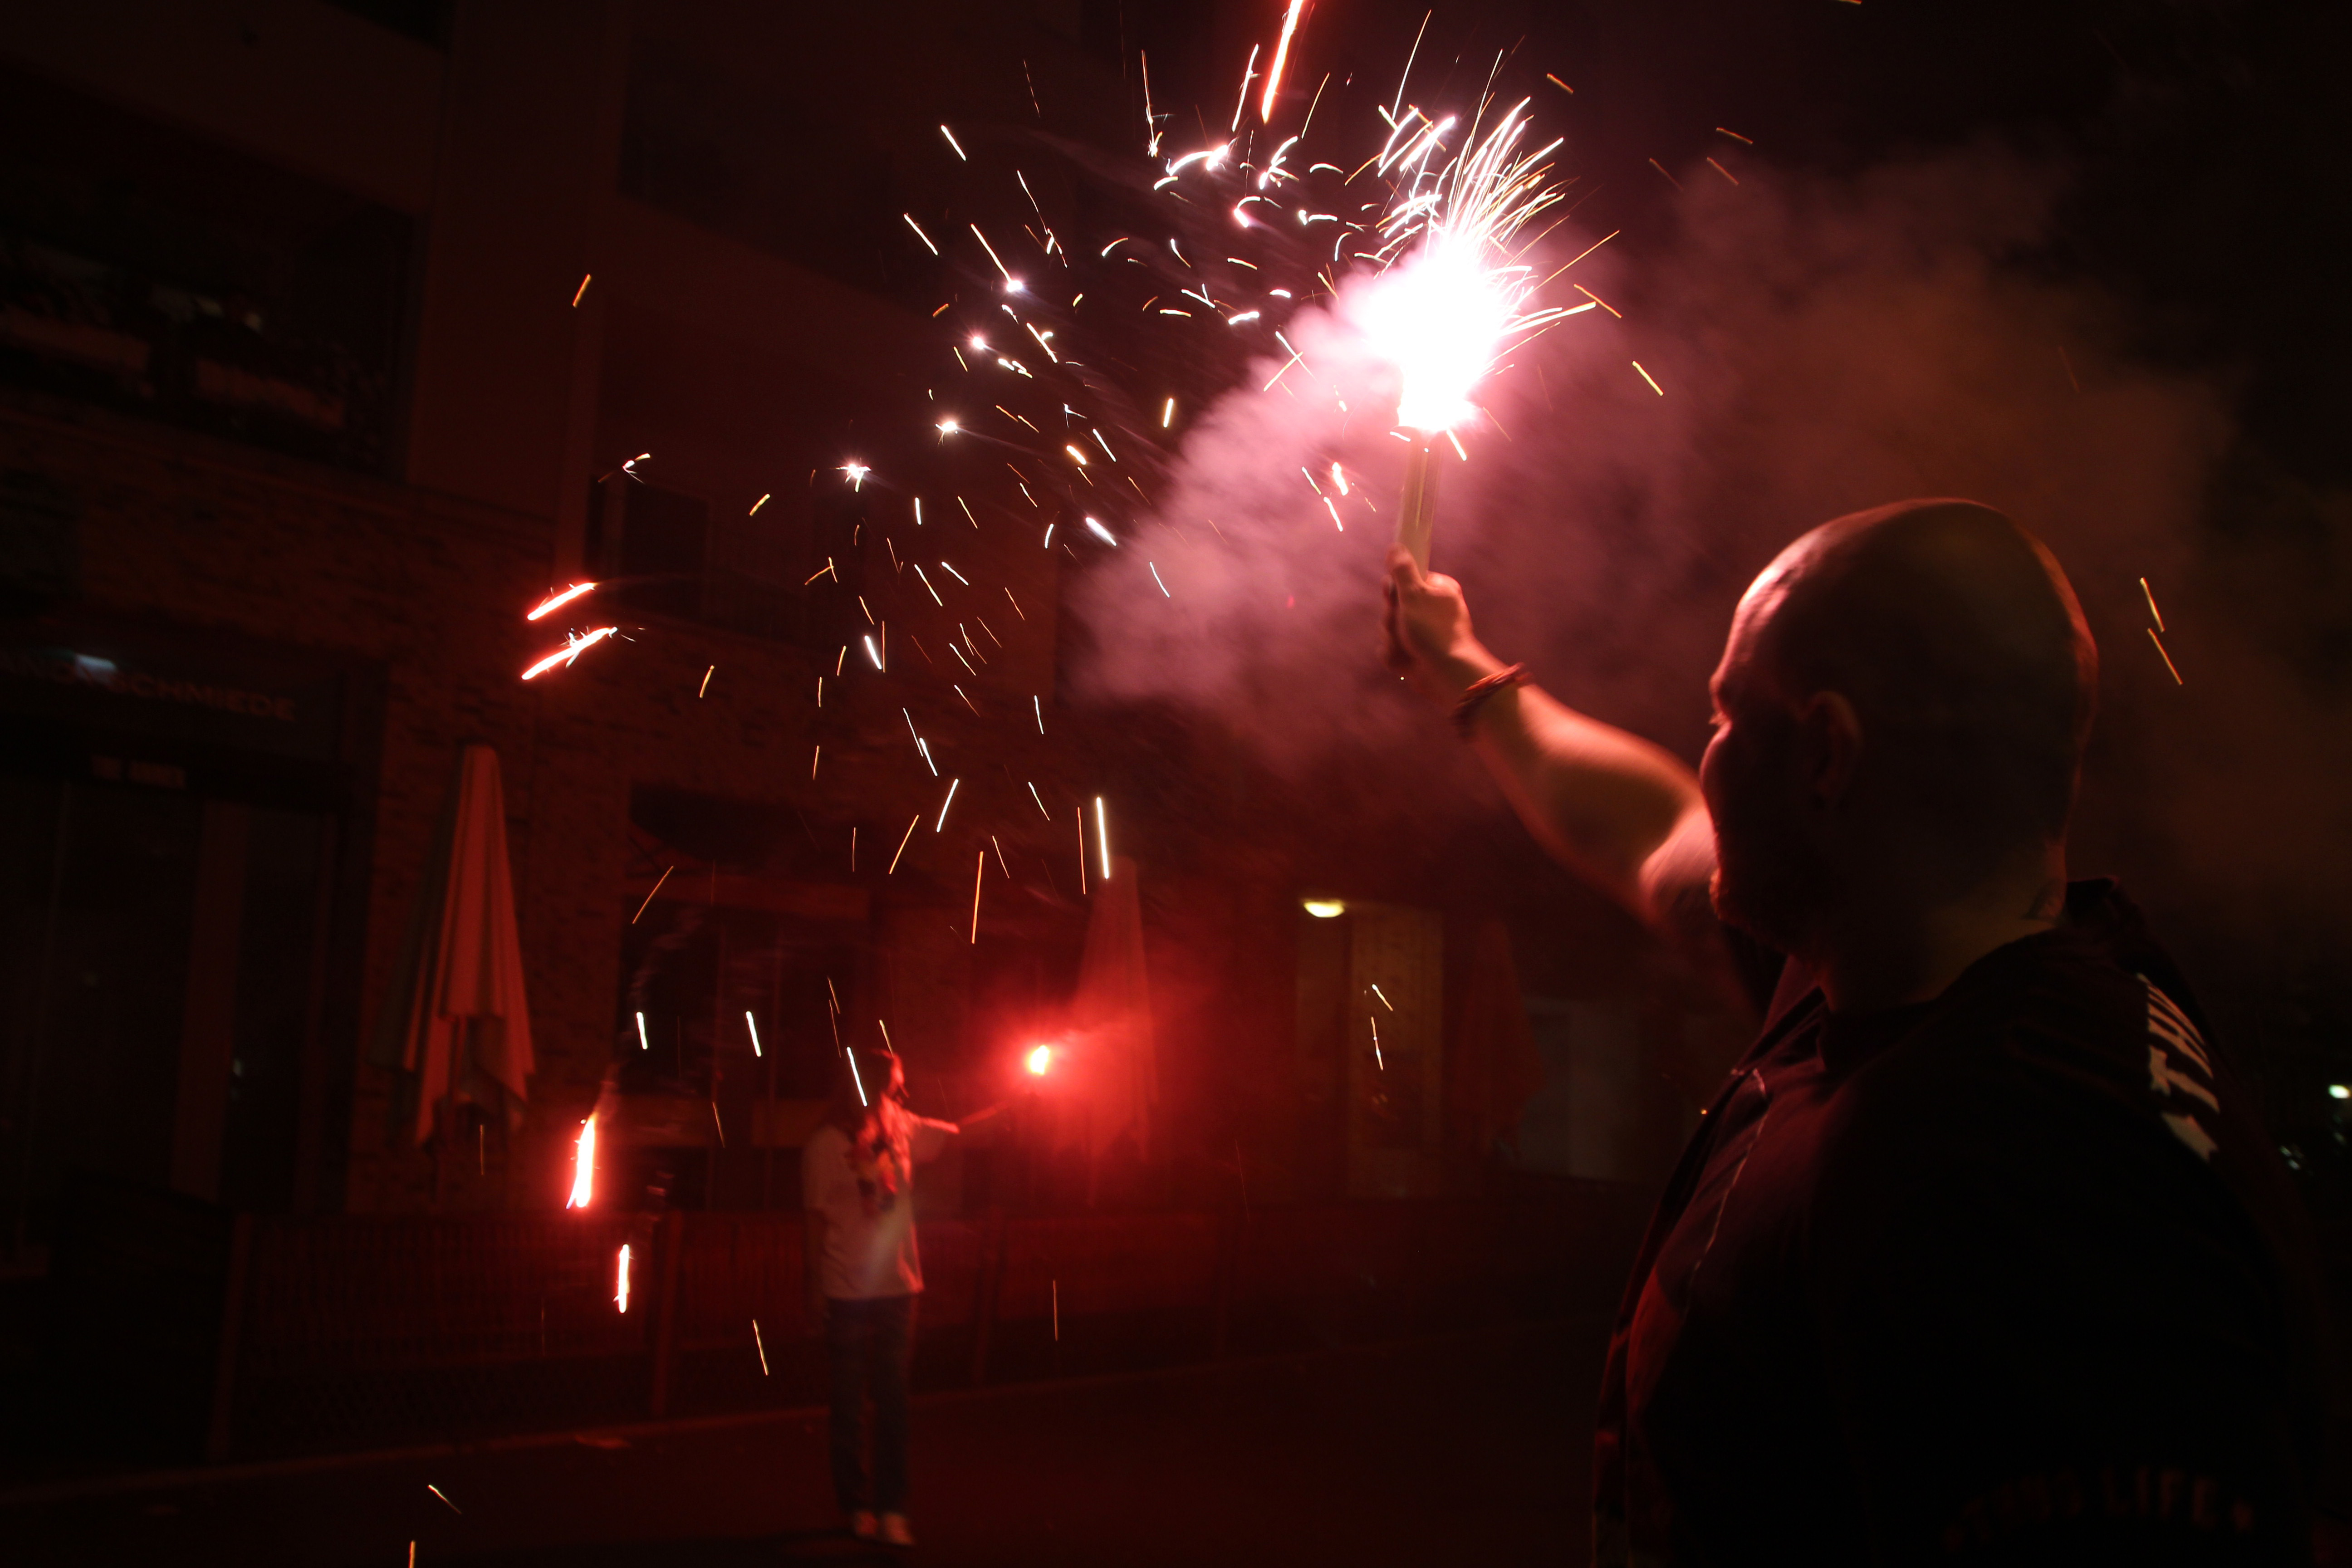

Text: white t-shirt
xmin=802 ymin=1111 xmax=956 ymax=1300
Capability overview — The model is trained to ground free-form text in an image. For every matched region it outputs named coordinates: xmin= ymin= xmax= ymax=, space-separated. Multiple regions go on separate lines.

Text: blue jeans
xmin=825 ymin=1293 xmax=916 ymax=1514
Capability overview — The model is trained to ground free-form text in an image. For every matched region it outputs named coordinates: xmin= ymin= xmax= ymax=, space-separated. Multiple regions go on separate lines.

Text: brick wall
xmin=0 ymin=390 xmax=1165 ymax=1216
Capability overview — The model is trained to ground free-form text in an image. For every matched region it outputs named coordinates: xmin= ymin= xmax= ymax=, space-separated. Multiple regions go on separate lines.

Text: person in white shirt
xmin=802 ymin=1047 xmax=958 ymax=1548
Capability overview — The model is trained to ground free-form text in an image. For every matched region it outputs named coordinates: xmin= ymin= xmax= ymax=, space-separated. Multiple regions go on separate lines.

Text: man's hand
xmin=1382 ymin=544 xmax=1504 ymax=703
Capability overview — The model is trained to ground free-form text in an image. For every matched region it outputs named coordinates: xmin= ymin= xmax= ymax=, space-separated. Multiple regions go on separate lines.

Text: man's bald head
xmin=1719 ymin=500 xmax=2097 ymax=892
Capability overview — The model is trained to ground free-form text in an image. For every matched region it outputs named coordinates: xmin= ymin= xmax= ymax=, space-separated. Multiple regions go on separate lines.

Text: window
xmin=0 ymin=67 xmax=412 ymax=474
xmin=596 ymin=480 xmax=801 ymax=641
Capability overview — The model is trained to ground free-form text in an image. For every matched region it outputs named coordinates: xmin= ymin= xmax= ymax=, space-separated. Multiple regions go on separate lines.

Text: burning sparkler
xmin=1357 ymin=98 xmax=1580 ymax=568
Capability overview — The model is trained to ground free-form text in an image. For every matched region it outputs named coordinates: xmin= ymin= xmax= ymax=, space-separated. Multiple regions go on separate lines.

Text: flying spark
xmin=520 ymin=625 xmax=617 ymax=681
xmin=887 ymin=813 xmax=921 ymax=874
xmin=1261 ymin=2 xmax=1306 ymax=122
xmin=526 ymin=581 xmax=597 ymax=620
xmin=630 ymin=866 xmax=673 ymax=924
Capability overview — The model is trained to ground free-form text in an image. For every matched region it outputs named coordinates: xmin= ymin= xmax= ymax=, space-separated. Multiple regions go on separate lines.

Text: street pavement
xmin=6 ymin=1317 xmax=1606 ymax=1567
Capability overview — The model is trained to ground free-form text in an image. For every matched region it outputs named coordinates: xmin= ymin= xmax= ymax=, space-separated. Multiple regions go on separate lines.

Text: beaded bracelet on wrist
xmin=1450 ymin=663 xmax=1526 ymax=738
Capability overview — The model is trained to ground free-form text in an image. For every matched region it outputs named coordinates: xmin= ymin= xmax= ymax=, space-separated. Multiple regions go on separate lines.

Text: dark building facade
xmin=0 ymin=0 xmax=1730 ymax=1279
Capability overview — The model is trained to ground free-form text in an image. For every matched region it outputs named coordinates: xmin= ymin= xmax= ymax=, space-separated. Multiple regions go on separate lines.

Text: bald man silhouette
xmin=1386 ymin=501 xmax=2327 ymax=1565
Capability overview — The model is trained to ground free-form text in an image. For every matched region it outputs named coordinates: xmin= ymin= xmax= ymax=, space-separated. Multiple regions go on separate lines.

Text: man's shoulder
xmin=1865 ymin=887 xmax=2221 ymax=1137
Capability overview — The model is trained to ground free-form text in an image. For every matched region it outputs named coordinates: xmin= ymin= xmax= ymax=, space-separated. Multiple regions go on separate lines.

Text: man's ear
xmin=1798 ymin=691 xmax=1863 ymax=808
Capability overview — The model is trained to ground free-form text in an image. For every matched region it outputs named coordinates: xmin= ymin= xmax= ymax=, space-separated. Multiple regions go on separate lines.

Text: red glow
xmin=1025 ymin=1044 xmax=1054 ymax=1076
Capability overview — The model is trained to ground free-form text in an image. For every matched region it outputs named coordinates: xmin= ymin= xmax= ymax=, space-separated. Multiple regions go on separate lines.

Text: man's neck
xmin=1815 ymin=855 xmax=2068 ymax=1014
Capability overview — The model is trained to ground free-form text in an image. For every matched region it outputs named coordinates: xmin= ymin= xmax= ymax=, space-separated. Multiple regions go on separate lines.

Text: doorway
xmin=0 ymin=774 xmax=335 ymax=1260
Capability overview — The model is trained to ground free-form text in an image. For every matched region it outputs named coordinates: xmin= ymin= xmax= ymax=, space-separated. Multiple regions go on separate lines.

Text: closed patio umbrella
xmin=1058 ymin=854 xmax=1156 ymax=1172
xmin=374 ymin=743 xmax=534 ymax=1147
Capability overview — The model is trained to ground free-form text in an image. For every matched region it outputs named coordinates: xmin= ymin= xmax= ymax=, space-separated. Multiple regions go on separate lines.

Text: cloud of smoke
xmin=1069 ymin=143 xmax=2352 ymax=955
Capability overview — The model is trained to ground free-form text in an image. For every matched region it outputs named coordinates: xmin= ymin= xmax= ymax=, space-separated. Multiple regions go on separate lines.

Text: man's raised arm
xmin=1381 ymin=546 xmax=1735 ymax=993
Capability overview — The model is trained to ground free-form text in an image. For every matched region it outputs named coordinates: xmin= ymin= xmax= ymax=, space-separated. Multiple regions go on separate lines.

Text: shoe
xmin=878 ymin=1512 xmax=915 ymax=1547
xmin=849 ymin=1510 xmax=878 ymax=1541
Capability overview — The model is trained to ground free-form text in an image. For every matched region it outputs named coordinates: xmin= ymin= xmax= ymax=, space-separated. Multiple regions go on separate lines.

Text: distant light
xmin=2331 ymin=1084 xmax=2350 ymax=1101
xmin=1026 ymin=1045 xmax=1054 ymax=1076
xmin=1095 ymin=796 xmax=1112 ymax=882
xmin=635 ymin=1010 xmax=649 ymax=1050
xmin=846 ymin=1046 xmax=868 ymax=1107
xmin=937 ymin=418 xmax=960 ymax=435
xmin=1006 ymin=277 xmax=1027 ymax=294
xmin=567 ymin=1116 xmax=596 ymax=1209
xmin=1083 ymin=516 xmax=1119 ymax=547
xmin=1303 ymin=900 xmax=1346 ymax=919
xmin=745 ymin=1011 xmax=762 ymax=1058
xmin=615 ymin=1245 xmax=632 ymax=1313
